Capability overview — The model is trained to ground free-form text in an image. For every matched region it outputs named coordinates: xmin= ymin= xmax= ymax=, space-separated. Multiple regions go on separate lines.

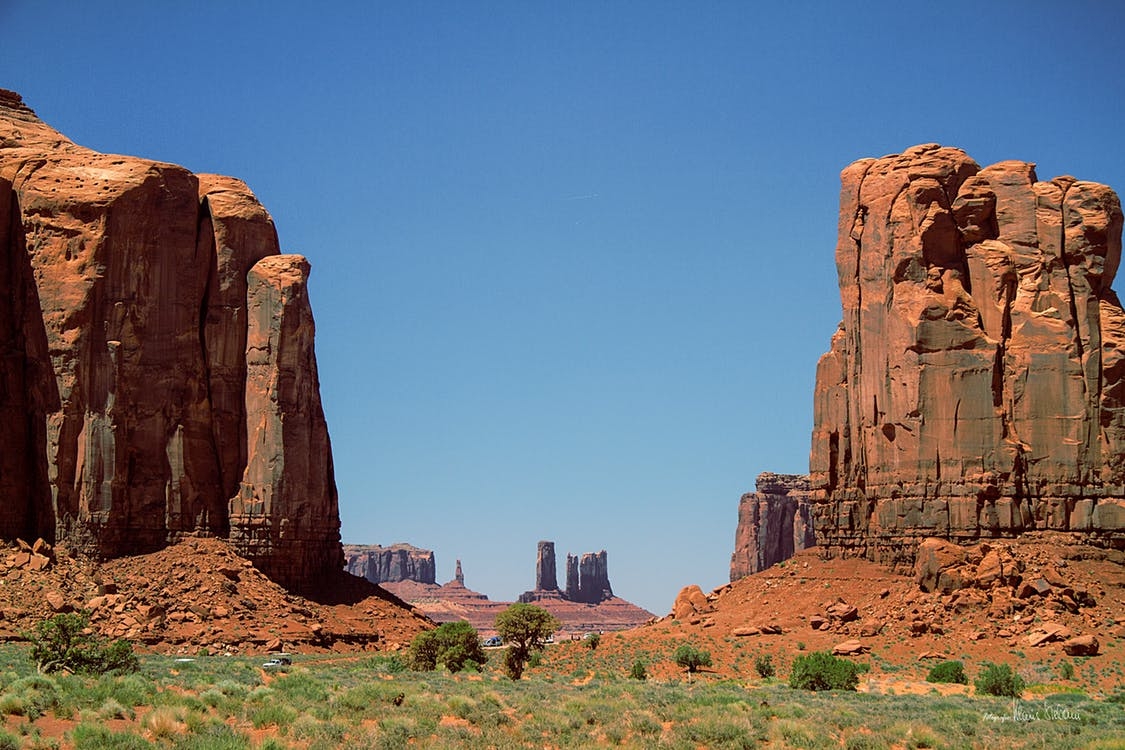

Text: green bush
xmin=409 ymin=621 xmax=487 ymax=673
xmin=788 ymin=651 xmax=862 ymax=691
xmin=754 ymin=654 xmax=775 ymax=679
xmin=28 ymin=612 xmax=139 ymax=675
xmin=629 ymin=660 xmax=647 ymax=681
xmin=0 ymin=730 xmax=17 ymax=750
xmin=673 ymin=644 xmax=712 ymax=674
xmin=585 ymin=633 xmax=601 ymax=650
xmin=1060 ymin=660 xmax=1075 ymax=681
xmin=925 ymin=660 xmax=967 ymax=684
xmin=975 ymin=662 xmax=1025 ymax=697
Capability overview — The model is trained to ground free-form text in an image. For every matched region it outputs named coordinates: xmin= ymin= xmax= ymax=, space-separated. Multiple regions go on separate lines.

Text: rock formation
xmin=730 ymin=473 xmax=816 ymax=581
xmin=343 ymin=544 xmax=437 ymax=585
xmin=568 ymin=551 xmax=613 ymax=604
xmin=0 ymin=89 xmax=341 ymax=591
xmin=535 ymin=540 xmax=558 ymax=591
xmin=809 ymin=143 xmax=1125 ymax=568
xmin=521 ymin=543 xmax=613 ymax=604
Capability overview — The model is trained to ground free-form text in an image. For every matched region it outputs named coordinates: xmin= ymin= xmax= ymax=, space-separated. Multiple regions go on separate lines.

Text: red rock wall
xmin=730 ymin=473 xmax=816 ymax=581
xmin=810 ymin=144 xmax=1125 ymax=567
xmin=0 ymin=90 xmax=341 ymax=591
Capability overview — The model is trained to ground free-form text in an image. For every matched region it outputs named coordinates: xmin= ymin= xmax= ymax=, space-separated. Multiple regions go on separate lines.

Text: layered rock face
xmin=810 ymin=144 xmax=1125 ymax=568
xmin=343 ymin=544 xmax=437 ymax=585
xmin=730 ymin=473 xmax=816 ymax=581
xmin=0 ymin=90 xmax=341 ymax=590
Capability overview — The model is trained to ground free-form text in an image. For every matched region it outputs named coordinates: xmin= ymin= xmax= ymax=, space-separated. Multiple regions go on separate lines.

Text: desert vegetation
xmin=0 ymin=635 xmax=1120 ymax=749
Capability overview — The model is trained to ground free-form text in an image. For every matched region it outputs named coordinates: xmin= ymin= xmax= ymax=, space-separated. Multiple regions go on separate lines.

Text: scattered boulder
xmin=672 ymin=585 xmax=711 ymax=621
xmin=832 ymin=639 xmax=868 ymax=656
xmin=1062 ymin=634 xmax=1100 ymax=656
xmin=1025 ymin=622 xmax=1072 ymax=647
xmin=44 ymin=591 xmax=67 ymax=613
xmin=826 ymin=601 xmax=859 ymax=623
xmin=915 ymin=539 xmax=970 ymax=594
xmin=859 ymin=618 xmax=884 ymax=637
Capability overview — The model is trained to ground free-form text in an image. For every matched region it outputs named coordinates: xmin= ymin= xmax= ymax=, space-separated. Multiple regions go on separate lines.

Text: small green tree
xmin=29 ymin=612 xmax=139 ymax=675
xmin=584 ymin=633 xmax=601 ymax=650
xmin=408 ymin=621 xmax=486 ymax=673
xmin=754 ymin=654 xmax=775 ymax=679
xmin=494 ymin=603 xmax=559 ymax=680
xmin=629 ymin=659 xmax=647 ymax=680
xmin=926 ymin=660 xmax=967 ymax=684
xmin=673 ymin=644 xmax=712 ymax=674
xmin=788 ymin=651 xmax=862 ymax=691
xmin=975 ymin=662 xmax=1025 ymax=697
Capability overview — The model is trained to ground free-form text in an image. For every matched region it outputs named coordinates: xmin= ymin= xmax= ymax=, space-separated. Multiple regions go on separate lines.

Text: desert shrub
xmin=28 ymin=613 xmax=138 ymax=675
xmin=361 ymin=654 xmax=408 ymax=674
xmin=269 ymin=671 xmax=328 ymax=707
xmin=172 ymin=722 xmax=249 ymax=750
xmin=754 ymin=654 xmax=775 ymax=678
xmin=141 ymin=706 xmax=186 ymax=739
xmin=975 ymin=662 xmax=1025 ymax=697
xmin=674 ymin=644 xmax=712 ymax=673
xmin=250 ymin=701 xmax=298 ymax=730
xmin=4 ymin=675 xmax=61 ymax=719
xmin=925 ymin=660 xmax=967 ymax=685
xmin=629 ymin=660 xmax=648 ymax=681
xmin=97 ymin=697 xmax=133 ymax=720
xmin=0 ymin=730 xmax=18 ymax=750
xmin=69 ymin=723 xmax=153 ymax=750
xmin=408 ymin=621 xmax=486 ymax=673
xmin=495 ymin=603 xmax=559 ymax=680
xmin=585 ymin=633 xmax=601 ymax=650
xmin=789 ymin=651 xmax=862 ymax=691
xmin=1060 ymin=660 xmax=1076 ymax=680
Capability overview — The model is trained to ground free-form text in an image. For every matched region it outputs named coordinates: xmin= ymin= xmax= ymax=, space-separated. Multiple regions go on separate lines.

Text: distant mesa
xmin=732 ymin=144 xmax=1125 ymax=580
xmin=344 ymin=539 xmax=653 ymax=634
xmin=343 ymin=543 xmax=436 ymax=585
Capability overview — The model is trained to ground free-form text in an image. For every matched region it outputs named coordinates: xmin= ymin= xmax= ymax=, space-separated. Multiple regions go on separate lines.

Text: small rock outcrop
xmin=730 ymin=473 xmax=816 ymax=581
xmin=809 ymin=144 xmax=1125 ymax=568
xmin=0 ymin=90 xmax=341 ymax=591
xmin=343 ymin=544 xmax=437 ymax=585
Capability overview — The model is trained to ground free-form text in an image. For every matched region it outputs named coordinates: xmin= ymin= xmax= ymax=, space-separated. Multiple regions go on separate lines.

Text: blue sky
xmin=3 ymin=1 xmax=1124 ymax=614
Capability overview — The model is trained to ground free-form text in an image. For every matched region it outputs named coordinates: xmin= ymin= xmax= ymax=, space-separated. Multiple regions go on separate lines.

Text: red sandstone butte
xmin=809 ymin=144 xmax=1125 ymax=567
xmin=0 ymin=89 xmax=340 ymax=591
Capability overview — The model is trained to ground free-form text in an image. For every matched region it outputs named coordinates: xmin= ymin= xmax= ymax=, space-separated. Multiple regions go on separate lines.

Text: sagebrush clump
xmin=788 ymin=651 xmax=864 ymax=691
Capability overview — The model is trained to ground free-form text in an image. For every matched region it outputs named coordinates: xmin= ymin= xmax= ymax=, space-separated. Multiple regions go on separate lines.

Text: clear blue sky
xmin=3 ymin=1 xmax=1124 ymax=614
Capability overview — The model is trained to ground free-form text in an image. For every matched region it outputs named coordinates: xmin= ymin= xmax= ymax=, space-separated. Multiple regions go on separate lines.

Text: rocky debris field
xmin=0 ymin=537 xmax=432 ymax=655
xmin=630 ymin=533 xmax=1124 ymax=691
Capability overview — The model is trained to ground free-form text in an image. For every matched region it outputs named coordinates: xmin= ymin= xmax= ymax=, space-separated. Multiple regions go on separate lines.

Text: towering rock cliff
xmin=343 ymin=544 xmax=437 ymax=585
xmin=535 ymin=540 xmax=559 ymax=591
xmin=730 ymin=473 xmax=816 ymax=581
xmin=0 ymin=90 xmax=341 ymax=590
xmin=809 ymin=143 xmax=1125 ymax=568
